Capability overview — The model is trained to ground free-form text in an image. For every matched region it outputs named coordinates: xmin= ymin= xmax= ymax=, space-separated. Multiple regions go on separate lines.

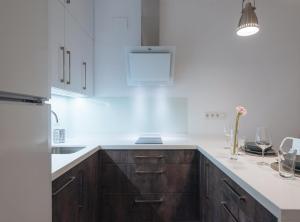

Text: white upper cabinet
xmin=49 ymin=0 xmax=94 ymax=97
xmin=0 ymin=0 xmax=49 ymax=98
xmin=65 ymin=0 xmax=94 ymax=38
xmin=64 ymin=11 xmax=83 ymax=93
xmin=49 ymin=0 xmax=65 ymax=90
xmin=80 ymin=32 xmax=94 ymax=96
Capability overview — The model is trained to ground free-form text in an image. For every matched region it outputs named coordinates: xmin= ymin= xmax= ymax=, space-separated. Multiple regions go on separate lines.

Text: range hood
xmin=126 ymin=0 xmax=176 ymax=86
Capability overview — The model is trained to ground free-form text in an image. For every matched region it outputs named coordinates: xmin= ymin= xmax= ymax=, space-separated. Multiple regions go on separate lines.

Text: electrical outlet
xmin=205 ymin=112 xmax=226 ymax=120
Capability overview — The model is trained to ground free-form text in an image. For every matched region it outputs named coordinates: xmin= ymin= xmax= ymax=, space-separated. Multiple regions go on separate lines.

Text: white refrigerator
xmin=0 ymin=0 xmax=51 ymax=221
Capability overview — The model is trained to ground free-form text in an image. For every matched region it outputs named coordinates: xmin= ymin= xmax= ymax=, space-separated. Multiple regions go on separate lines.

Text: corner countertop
xmin=51 ymin=134 xmax=300 ymax=222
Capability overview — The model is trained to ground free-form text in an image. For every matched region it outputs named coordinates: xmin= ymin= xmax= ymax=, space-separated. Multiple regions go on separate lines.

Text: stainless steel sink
xmin=51 ymin=146 xmax=85 ymax=154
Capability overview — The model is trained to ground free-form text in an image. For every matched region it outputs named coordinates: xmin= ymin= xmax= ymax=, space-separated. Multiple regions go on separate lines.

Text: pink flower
xmin=236 ymin=105 xmax=247 ymax=116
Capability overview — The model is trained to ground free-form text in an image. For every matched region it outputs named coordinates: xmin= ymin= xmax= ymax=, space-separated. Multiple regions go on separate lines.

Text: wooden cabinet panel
xmin=100 ymin=149 xmax=200 ymax=222
xmin=52 ymin=172 xmax=80 ymax=222
xmin=52 ymin=152 xmax=98 ymax=222
xmin=101 ymin=164 xmax=131 ymax=194
xmin=100 ymin=194 xmax=132 ymax=222
xmin=127 ymin=150 xmax=198 ymax=164
xmin=102 ymin=150 xmax=128 ymax=164
xmin=156 ymin=194 xmax=199 ymax=222
xmin=199 ymin=152 xmax=277 ymax=222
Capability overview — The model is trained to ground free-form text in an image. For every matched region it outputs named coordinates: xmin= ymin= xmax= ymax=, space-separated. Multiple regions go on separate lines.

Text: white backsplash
xmin=50 ymin=95 xmax=188 ymax=139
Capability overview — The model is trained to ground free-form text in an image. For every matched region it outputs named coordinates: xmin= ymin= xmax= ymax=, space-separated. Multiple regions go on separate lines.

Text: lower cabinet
xmin=99 ymin=150 xmax=200 ymax=222
xmin=52 ymin=149 xmax=278 ymax=222
xmin=199 ymin=152 xmax=277 ymax=222
xmin=52 ymin=152 xmax=98 ymax=222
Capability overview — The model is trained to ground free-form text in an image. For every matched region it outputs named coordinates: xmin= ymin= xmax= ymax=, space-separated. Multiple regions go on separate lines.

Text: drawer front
xmin=128 ymin=164 xmax=198 ymax=194
xmin=102 ymin=150 xmax=197 ymax=164
xmin=127 ymin=150 xmax=198 ymax=164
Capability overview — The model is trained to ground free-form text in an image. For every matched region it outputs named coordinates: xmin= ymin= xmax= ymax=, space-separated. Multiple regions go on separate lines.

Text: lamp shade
xmin=236 ymin=2 xmax=259 ymax=36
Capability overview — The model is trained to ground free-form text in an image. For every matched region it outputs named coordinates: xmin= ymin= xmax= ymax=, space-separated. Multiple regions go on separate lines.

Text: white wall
xmin=93 ymin=0 xmax=300 ymax=146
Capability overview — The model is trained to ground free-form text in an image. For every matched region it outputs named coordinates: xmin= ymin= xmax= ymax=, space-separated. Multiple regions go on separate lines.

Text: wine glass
xmin=255 ymin=127 xmax=272 ymax=166
xmin=224 ymin=125 xmax=233 ymax=149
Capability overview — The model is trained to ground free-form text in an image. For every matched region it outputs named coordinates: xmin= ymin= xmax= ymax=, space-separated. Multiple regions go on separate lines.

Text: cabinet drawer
xmin=128 ymin=150 xmax=197 ymax=164
xmin=128 ymin=164 xmax=198 ymax=194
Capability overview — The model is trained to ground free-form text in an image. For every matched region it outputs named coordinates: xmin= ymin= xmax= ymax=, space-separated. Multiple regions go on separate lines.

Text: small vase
xmin=230 ymin=141 xmax=239 ymax=160
xmin=230 ymin=148 xmax=238 ymax=160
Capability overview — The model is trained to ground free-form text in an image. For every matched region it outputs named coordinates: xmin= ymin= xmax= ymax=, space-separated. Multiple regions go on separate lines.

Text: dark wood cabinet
xmin=199 ymin=152 xmax=277 ymax=222
xmin=52 ymin=152 xmax=98 ymax=222
xmin=99 ymin=149 xmax=200 ymax=222
xmin=53 ymin=149 xmax=278 ymax=222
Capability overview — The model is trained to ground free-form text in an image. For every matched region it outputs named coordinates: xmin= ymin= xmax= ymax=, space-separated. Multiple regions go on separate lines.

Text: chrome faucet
xmin=51 ymin=110 xmax=59 ymax=123
xmin=51 ymin=110 xmax=65 ymax=144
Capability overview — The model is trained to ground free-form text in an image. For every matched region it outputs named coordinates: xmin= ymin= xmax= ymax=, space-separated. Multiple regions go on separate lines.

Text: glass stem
xmin=262 ymin=149 xmax=265 ymax=161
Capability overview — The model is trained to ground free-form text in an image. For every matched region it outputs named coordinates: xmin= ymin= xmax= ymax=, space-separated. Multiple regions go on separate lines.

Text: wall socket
xmin=205 ymin=112 xmax=226 ymax=120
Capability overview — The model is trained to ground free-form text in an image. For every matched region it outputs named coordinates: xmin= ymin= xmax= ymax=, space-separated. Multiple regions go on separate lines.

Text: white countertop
xmin=51 ymin=134 xmax=300 ymax=222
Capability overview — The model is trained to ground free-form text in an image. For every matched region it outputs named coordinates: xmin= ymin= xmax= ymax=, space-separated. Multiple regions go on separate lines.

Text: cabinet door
xmin=49 ymin=0 xmax=66 ymax=90
xmin=200 ymin=155 xmax=223 ymax=222
xmin=65 ymin=11 xmax=82 ymax=93
xmin=75 ymin=153 xmax=98 ymax=222
xmin=80 ymin=32 xmax=94 ymax=96
xmin=52 ymin=173 xmax=80 ymax=222
xmin=65 ymin=0 xmax=94 ymax=37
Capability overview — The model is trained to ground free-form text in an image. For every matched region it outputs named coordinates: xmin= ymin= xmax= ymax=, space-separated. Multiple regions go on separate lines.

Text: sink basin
xmin=51 ymin=146 xmax=85 ymax=154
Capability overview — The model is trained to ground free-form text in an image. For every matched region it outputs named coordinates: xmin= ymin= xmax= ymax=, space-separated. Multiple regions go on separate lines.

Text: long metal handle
xmin=82 ymin=62 xmax=87 ymax=90
xmin=134 ymin=198 xmax=164 ymax=204
xmin=205 ymin=162 xmax=209 ymax=199
xmin=60 ymin=46 xmax=65 ymax=83
xmin=52 ymin=176 xmax=76 ymax=196
xmin=135 ymin=170 xmax=165 ymax=174
xmin=66 ymin=51 xmax=71 ymax=85
xmin=135 ymin=155 xmax=165 ymax=159
xmin=78 ymin=174 xmax=85 ymax=208
xmin=222 ymin=178 xmax=246 ymax=202
xmin=221 ymin=201 xmax=238 ymax=222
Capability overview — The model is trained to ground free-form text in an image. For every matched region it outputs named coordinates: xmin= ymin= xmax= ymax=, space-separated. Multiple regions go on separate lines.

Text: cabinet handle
xmin=78 ymin=174 xmax=85 ymax=208
xmin=66 ymin=0 xmax=70 ymax=4
xmin=134 ymin=198 xmax=164 ymax=204
xmin=135 ymin=170 xmax=165 ymax=174
xmin=52 ymin=176 xmax=76 ymax=196
xmin=222 ymin=178 xmax=246 ymax=202
xmin=82 ymin=62 xmax=87 ymax=90
xmin=135 ymin=155 xmax=165 ymax=159
xmin=59 ymin=46 xmax=65 ymax=83
xmin=221 ymin=201 xmax=238 ymax=222
xmin=205 ymin=162 xmax=209 ymax=199
xmin=66 ymin=51 xmax=71 ymax=85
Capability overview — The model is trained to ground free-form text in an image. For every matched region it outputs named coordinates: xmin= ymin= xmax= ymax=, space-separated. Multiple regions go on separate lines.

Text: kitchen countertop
xmin=51 ymin=134 xmax=300 ymax=222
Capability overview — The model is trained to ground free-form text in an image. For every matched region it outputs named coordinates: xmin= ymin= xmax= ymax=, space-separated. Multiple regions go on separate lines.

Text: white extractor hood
xmin=126 ymin=0 xmax=176 ymax=86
